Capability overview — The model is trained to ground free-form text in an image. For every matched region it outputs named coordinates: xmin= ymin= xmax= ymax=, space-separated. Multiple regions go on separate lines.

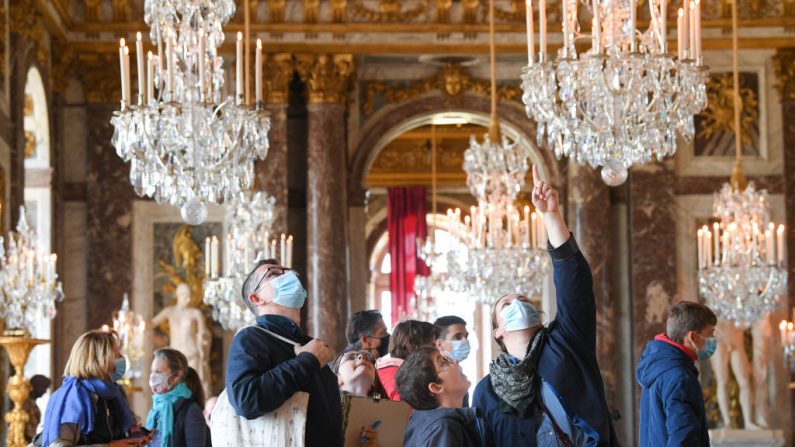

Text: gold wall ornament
xmin=50 ymin=40 xmax=79 ymax=94
xmin=158 ymin=226 xmax=206 ymax=309
xmin=361 ymin=63 xmax=522 ymax=116
xmin=436 ymin=0 xmax=453 ymax=38
xmin=268 ymin=0 xmax=286 ymax=22
xmin=76 ymin=53 xmax=122 ymax=103
xmin=495 ymin=0 xmax=527 ymax=21
xmin=9 ymin=0 xmax=48 ymax=70
xmin=349 ymin=0 xmax=430 ymax=22
xmin=303 ymin=0 xmax=320 ymax=38
xmin=83 ymin=0 xmax=102 ymax=22
xmin=773 ymin=48 xmax=795 ymax=101
xmin=332 ymin=0 xmax=348 ymax=23
xmin=295 ymin=54 xmax=354 ymax=104
xmin=112 ymin=0 xmax=128 ymax=22
xmin=697 ymin=72 xmax=759 ymax=149
xmin=0 ymin=334 xmax=48 ymax=447
xmin=263 ymin=53 xmax=294 ymax=105
xmin=462 ymin=0 xmax=480 ymax=37
xmin=23 ymin=95 xmax=33 ymax=117
xmin=23 ymin=132 xmax=36 ymax=159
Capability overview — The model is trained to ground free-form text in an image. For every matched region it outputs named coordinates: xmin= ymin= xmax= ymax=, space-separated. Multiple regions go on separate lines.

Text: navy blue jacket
xmin=636 ymin=338 xmax=709 ymax=447
xmin=472 ymin=236 xmax=619 ymax=446
xmin=403 ymin=407 xmax=485 ymax=447
xmin=226 ymin=315 xmax=343 ymax=447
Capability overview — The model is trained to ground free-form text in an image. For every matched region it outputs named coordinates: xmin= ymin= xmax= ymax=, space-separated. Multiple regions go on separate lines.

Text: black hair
xmin=240 ymin=258 xmax=280 ymax=314
xmin=346 ymin=310 xmax=384 ymax=348
xmin=395 ymin=347 xmax=441 ymax=410
xmin=433 ymin=315 xmax=467 ymax=339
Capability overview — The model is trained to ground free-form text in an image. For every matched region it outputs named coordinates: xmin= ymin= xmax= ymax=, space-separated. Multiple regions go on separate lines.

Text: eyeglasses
xmin=340 ymin=350 xmax=376 ymax=365
xmin=436 ymin=354 xmax=455 ymax=373
xmin=251 ymin=266 xmax=293 ymax=295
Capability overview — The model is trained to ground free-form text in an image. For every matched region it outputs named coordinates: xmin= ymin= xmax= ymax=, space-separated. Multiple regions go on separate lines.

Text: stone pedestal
xmin=709 ymin=429 xmax=785 ymax=447
xmin=296 ymin=54 xmax=354 ymax=351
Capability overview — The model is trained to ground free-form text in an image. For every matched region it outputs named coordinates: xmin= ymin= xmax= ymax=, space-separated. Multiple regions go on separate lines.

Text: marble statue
xmin=710 ymin=319 xmax=758 ymax=429
xmin=751 ymin=313 xmax=772 ymax=429
xmin=152 ymin=283 xmax=211 ymax=396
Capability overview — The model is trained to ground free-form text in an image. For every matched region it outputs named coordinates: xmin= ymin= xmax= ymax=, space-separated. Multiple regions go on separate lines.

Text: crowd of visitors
xmin=32 ymin=165 xmax=718 ymax=446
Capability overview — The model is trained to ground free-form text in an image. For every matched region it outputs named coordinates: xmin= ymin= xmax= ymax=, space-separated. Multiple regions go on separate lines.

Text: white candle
xmin=506 ymin=207 xmax=513 ymax=248
xmin=562 ymin=0 xmax=569 ymax=57
xmin=204 ymin=237 xmax=211 ymax=276
xmin=280 ymin=233 xmax=286 ymax=264
xmin=255 ymin=39 xmax=263 ymax=104
xmin=682 ymin=0 xmax=689 ymax=58
xmin=271 ymin=239 xmax=277 ymax=263
xmin=157 ymin=37 xmax=164 ymax=85
xmin=236 ymin=32 xmax=243 ymax=103
xmin=531 ymin=213 xmax=538 ymax=249
xmin=136 ymin=32 xmax=145 ymax=104
xmin=526 ymin=0 xmax=535 ymax=64
xmin=211 ymin=236 xmax=219 ymax=278
xmin=660 ymin=0 xmax=667 ymax=52
xmin=539 ymin=0 xmax=547 ymax=59
xmin=592 ymin=0 xmax=600 ymax=53
xmin=677 ymin=8 xmax=684 ymax=59
xmin=706 ymin=231 xmax=712 ymax=267
xmin=697 ymin=228 xmax=704 ymax=269
xmin=777 ymin=225 xmax=785 ymax=266
xmin=713 ymin=222 xmax=720 ymax=265
xmin=781 ymin=320 xmax=788 ymax=347
xmin=166 ymin=37 xmax=174 ymax=95
xmin=264 ymin=232 xmax=271 ymax=258
xmin=689 ymin=1 xmax=696 ymax=61
xmin=118 ymin=39 xmax=127 ymax=105
xmin=694 ymin=0 xmax=702 ymax=61
xmin=523 ymin=206 xmax=530 ymax=247
xmin=287 ymin=235 xmax=294 ymax=268
xmin=146 ymin=52 xmax=154 ymax=105
xmin=629 ymin=0 xmax=637 ymax=51
xmin=198 ymin=33 xmax=205 ymax=101
xmin=765 ymin=229 xmax=774 ymax=265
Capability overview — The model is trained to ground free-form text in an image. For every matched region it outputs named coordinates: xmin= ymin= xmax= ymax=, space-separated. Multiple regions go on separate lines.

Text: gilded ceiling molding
xmin=462 ymin=0 xmax=480 ymax=37
xmin=349 ymin=0 xmax=430 ymax=22
xmin=9 ymin=0 xmax=49 ymax=69
xmin=332 ymin=0 xmax=348 ymax=22
xmin=83 ymin=0 xmax=101 ymax=22
xmin=263 ymin=53 xmax=294 ymax=105
xmin=295 ymin=54 xmax=355 ymax=105
xmin=773 ymin=48 xmax=795 ymax=101
xmin=361 ymin=63 xmax=522 ymax=116
xmin=268 ymin=0 xmax=285 ymax=22
xmin=495 ymin=0 xmax=527 ymax=22
xmin=50 ymin=40 xmax=79 ymax=93
xmin=76 ymin=53 xmax=122 ymax=103
xmin=436 ymin=0 xmax=452 ymax=38
xmin=112 ymin=0 xmax=128 ymax=22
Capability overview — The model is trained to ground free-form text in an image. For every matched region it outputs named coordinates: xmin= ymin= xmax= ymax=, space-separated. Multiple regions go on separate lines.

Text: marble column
xmin=296 ymin=54 xmax=354 ymax=350
xmin=566 ymin=162 xmax=620 ymax=421
xmin=256 ymin=54 xmax=293 ymax=235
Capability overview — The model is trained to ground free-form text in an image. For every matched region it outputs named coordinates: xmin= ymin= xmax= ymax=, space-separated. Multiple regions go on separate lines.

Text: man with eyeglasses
xmin=225 ymin=259 xmax=342 ymax=447
xmin=345 ymin=310 xmax=390 ymax=358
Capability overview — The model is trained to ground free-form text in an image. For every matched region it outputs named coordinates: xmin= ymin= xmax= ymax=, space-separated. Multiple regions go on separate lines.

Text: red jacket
xmin=375 ymin=356 xmax=404 ymax=401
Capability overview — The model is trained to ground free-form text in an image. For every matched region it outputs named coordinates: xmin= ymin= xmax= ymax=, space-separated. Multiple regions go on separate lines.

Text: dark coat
xmin=226 ymin=314 xmax=343 ymax=447
xmin=472 ymin=236 xmax=619 ymax=447
xmin=403 ymin=407 xmax=485 ymax=447
xmin=636 ymin=338 xmax=709 ymax=447
xmin=169 ymin=397 xmax=211 ymax=447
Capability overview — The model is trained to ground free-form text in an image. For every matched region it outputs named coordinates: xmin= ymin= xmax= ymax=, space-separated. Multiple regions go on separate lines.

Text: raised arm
xmin=532 ymin=165 xmax=596 ymax=351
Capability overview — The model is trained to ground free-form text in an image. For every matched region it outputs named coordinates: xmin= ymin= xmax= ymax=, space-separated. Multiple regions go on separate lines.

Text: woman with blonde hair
xmin=41 ymin=329 xmax=151 ymax=446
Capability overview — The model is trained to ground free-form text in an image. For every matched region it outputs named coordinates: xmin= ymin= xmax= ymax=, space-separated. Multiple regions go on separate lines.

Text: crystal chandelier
xmin=416 ymin=0 xmax=550 ymax=306
xmin=697 ymin=1 xmax=787 ymax=327
xmin=780 ymin=316 xmax=795 ymax=371
xmin=111 ymin=0 xmax=270 ymax=224
xmin=203 ymin=191 xmax=293 ymax=330
xmin=102 ymin=294 xmax=146 ymax=383
xmin=521 ymin=0 xmax=709 ymax=185
xmin=0 ymin=206 xmax=64 ymax=334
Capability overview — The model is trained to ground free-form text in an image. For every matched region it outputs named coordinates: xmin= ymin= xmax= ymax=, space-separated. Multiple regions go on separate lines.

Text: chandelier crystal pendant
xmin=111 ymin=0 xmax=270 ymax=224
xmin=416 ymin=0 xmax=550 ymax=306
xmin=0 ymin=206 xmax=64 ymax=334
xmin=521 ymin=0 xmax=709 ymax=185
xmin=696 ymin=0 xmax=787 ymax=327
xmin=203 ymin=191 xmax=293 ymax=330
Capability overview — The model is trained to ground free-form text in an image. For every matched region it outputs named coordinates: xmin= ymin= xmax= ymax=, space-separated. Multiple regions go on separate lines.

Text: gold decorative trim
xmin=76 ymin=53 xmax=122 ymax=103
xmin=10 ymin=0 xmax=48 ymax=69
xmin=349 ymin=0 xmax=430 ymax=22
xmin=362 ymin=63 xmax=522 ymax=116
xmin=263 ymin=53 xmax=294 ymax=105
xmin=773 ymin=48 xmax=795 ymax=101
xmin=295 ymin=54 xmax=354 ymax=104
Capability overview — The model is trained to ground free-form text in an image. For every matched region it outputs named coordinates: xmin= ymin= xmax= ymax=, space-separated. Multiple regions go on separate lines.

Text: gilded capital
xmin=773 ymin=48 xmax=795 ymax=102
xmin=77 ymin=53 xmax=122 ymax=104
xmin=263 ymin=53 xmax=294 ymax=105
xmin=295 ymin=54 xmax=354 ymax=105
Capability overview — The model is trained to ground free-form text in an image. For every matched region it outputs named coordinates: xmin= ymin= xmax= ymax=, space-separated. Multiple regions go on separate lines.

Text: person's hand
xmin=295 ymin=339 xmax=335 ymax=366
xmin=360 ymin=427 xmax=381 ymax=447
xmin=531 ymin=164 xmax=560 ymax=215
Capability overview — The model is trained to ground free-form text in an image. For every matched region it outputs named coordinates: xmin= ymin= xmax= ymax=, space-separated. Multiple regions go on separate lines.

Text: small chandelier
xmin=780 ymin=316 xmax=795 ymax=372
xmin=416 ymin=0 xmax=550 ymax=306
xmin=0 ymin=206 xmax=64 ymax=334
xmin=103 ymin=294 xmax=146 ymax=383
xmin=203 ymin=191 xmax=293 ymax=330
xmin=697 ymin=2 xmax=787 ymax=327
xmin=111 ymin=0 xmax=270 ymax=224
xmin=521 ymin=0 xmax=709 ymax=185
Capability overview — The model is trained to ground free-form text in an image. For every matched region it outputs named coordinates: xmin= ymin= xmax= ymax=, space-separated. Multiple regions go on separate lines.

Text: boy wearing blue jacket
xmin=636 ymin=301 xmax=717 ymax=447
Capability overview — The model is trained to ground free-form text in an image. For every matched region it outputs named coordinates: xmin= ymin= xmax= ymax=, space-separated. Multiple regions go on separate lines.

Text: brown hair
xmin=665 ymin=301 xmax=718 ymax=344
xmin=389 ymin=320 xmax=440 ymax=359
xmin=64 ymin=330 xmax=119 ymax=380
xmin=153 ymin=348 xmax=205 ymax=408
xmin=490 ymin=294 xmax=539 ymax=352
xmin=331 ymin=350 xmax=388 ymax=399
xmin=395 ymin=347 xmax=442 ymax=410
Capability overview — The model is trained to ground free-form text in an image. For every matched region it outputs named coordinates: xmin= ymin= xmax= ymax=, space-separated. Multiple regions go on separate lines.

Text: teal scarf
xmin=146 ymin=382 xmax=192 ymax=447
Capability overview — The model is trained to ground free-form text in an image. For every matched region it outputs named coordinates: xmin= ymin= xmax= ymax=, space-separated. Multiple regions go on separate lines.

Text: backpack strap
xmin=237 ymin=325 xmax=301 ymax=347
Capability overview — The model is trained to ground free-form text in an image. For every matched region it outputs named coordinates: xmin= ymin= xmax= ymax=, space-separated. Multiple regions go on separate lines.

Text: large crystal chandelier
xmin=203 ymin=191 xmax=292 ymax=330
xmin=521 ymin=0 xmax=709 ymax=185
xmin=111 ymin=0 xmax=270 ymax=224
xmin=416 ymin=0 xmax=550 ymax=306
xmin=0 ymin=206 xmax=64 ymax=334
xmin=696 ymin=2 xmax=787 ymax=327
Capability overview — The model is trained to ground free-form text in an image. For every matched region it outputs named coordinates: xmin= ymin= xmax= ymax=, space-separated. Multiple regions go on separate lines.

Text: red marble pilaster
xmin=255 ymin=104 xmax=289 ymax=235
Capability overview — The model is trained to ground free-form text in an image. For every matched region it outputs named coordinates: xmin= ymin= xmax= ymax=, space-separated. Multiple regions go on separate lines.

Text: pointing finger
xmin=532 ymin=164 xmax=540 ymax=186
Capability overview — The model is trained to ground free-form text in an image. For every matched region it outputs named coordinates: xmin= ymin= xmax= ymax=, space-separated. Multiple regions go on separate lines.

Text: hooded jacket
xmin=636 ymin=334 xmax=709 ymax=447
xmin=403 ymin=407 xmax=485 ymax=447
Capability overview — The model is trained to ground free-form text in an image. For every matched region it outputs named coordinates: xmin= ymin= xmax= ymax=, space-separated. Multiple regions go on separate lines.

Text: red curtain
xmin=387 ymin=187 xmax=429 ymax=323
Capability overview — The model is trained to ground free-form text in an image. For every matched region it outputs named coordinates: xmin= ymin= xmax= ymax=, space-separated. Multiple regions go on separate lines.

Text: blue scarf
xmin=145 ymin=382 xmax=192 ymax=447
xmin=43 ymin=376 xmax=136 ymax=447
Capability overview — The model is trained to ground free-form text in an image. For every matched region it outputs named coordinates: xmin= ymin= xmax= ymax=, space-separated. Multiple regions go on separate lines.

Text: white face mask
xmin=500 ymin=299 xmax=541 ymax=332
xmin=448 ymin=339 xmax=471 ymax=361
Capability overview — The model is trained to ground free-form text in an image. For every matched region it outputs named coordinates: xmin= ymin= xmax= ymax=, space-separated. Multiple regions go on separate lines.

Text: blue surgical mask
xmin=449 ymin=339 xmax=471 ymax=361
xmin=500 ymin=299 xmax=541 ymax=332
xmin=697 ymin=336 xmax=717 ymax=360
xmin=269 ymin=271 xmax=307 ymax=308
xmin=110 ymin=357 xmax=127 ymax=382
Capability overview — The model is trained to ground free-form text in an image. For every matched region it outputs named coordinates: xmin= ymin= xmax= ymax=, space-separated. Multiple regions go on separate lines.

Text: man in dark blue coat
xmin=472 ymin=165 xmax=619 ymax=446
xmin=225 ymin=259 xmax=342 ymax=447
xmin=636 ymin=301 xmax=717 ymax=447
